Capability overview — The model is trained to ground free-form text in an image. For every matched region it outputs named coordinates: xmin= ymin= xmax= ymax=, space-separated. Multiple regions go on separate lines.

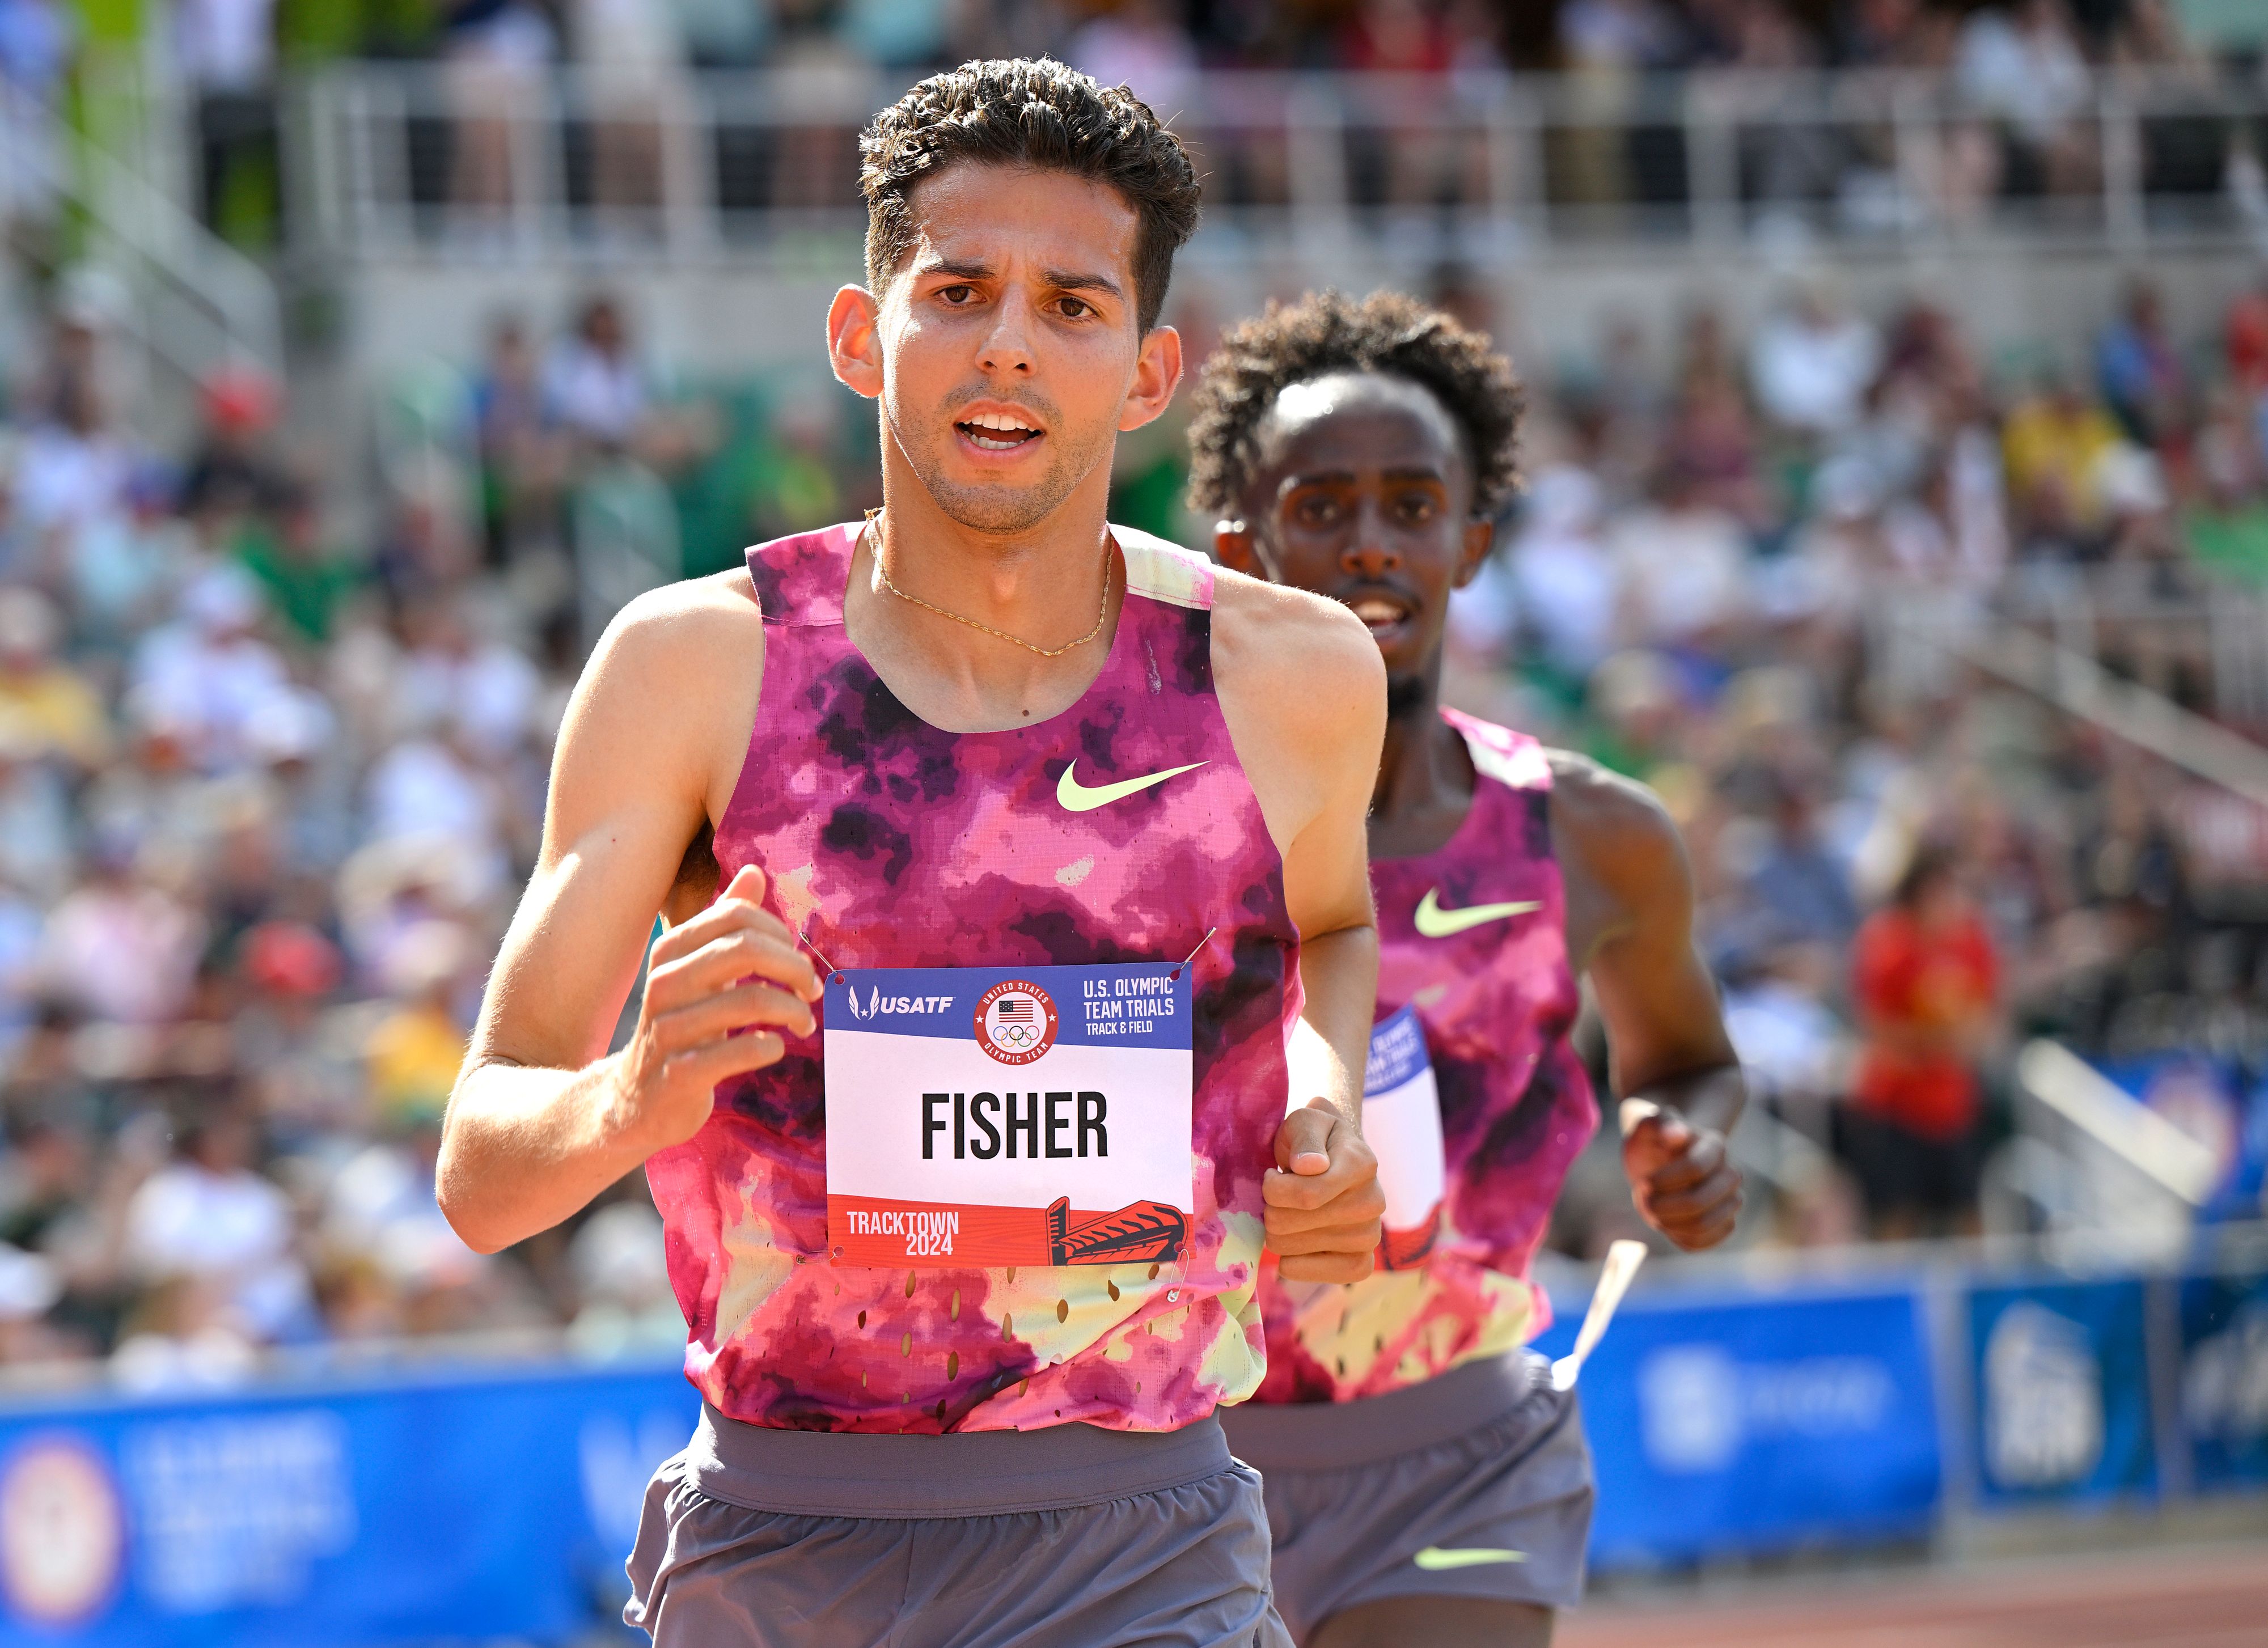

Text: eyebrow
xmin=910 ymin=257 xmax=1125 ymax=304
xmin=1042 ymin=267 xmax=1124 ymax=301
xmin=1282 ymin=465 xmax=1448 ymax=487
xmin=915 ymin=256 xmax=995 ymax=282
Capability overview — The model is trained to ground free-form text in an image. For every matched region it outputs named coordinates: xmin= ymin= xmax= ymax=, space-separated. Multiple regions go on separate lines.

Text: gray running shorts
xmin=1217 ymin=1353 xmax=1593 ymax=1644
xmin=626 ymin=1405 xmax=1292 ymax=1648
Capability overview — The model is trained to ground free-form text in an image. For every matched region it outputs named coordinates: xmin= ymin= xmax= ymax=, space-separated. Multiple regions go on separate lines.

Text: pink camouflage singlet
xmin=643 ymin=521 xmax=1302 ymax=1434
xmin=1253 ymin=709 xmax=1598 ymax=1403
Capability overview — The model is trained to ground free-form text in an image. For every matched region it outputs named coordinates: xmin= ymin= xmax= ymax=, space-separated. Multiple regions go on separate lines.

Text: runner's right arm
xmin=1211 ymin=569 xmax=1389 ymax=1282
xmin=1551 ymin=750 xmax=1747 ymax=1252
xmin=437 ymin=577 xmax=820 ymax=1255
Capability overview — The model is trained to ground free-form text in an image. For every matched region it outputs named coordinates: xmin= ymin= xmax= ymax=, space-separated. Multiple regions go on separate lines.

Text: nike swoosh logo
xmin=1412 ymin=888 xmax=1542 ymax=938
xmin=1414 ymin=1546 xmax=1528 ymax=1570
xmin=1056 ymin=759 xmax=1207 ymax=813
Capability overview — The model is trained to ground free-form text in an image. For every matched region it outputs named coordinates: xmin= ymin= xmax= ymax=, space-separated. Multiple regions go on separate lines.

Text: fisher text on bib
xmin=823 ymin=963 xmax=1194 ymax=1268
xmin=1364 ymin=1004 xmax=1446 ymax=1270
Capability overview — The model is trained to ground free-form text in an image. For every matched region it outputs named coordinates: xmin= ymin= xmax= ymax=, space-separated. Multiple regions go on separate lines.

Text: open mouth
xmin=955 ymin=412 xmax=1043 ymax=453
xmin=1345 ymin=594 xmax=1416 ymax=641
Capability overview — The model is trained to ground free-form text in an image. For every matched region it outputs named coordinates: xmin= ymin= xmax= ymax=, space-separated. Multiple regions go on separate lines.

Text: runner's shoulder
xmin=561 ymin=571 xmax=765 ymax=797
xmin=589 ymin=569 xmax=765 ymax=693
xmin=1207 ymin=561 xmax=1383 ymax=734
xmin=1545 ymin=749 xmax=1689 ymax=903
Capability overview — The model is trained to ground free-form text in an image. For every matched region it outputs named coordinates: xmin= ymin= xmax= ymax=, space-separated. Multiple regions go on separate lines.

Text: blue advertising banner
xmin=0 ymin=1359 xmax=697 ymax=1646
xmin=1967 ymin=1279 xmax=2155 ymax=1505
xmin=2095 ymin=1057 xmax=2257 ymax=1222
xmin=2234 ymin=1078 xmax=2268 ymax=1224
xmin=2178 ymin=1269 xmax=2268 ymax=1492
xmin=1532 ymin=1283 xmax=1943 ymax=1566
xmin=0 ymin=1259 xmax=2249 ymax=1638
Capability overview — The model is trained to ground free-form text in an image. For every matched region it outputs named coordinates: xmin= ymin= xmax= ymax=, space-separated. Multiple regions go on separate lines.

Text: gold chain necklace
xmin=862 ymin=510 xmax=1114 ymax=660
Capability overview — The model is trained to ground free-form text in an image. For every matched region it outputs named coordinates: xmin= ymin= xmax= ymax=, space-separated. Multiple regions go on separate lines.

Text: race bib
xmin=823 ymin=963 xmax=1194 ymax=1269
xmin=1364 ymin=1005 xmax=1446 ymax=1270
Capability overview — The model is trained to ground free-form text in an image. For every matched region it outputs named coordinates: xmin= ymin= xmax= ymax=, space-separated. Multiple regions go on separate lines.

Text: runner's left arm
xmin=1552 ymin=753 xmax=1747 ymax=1253
xmin=1212 ymin=571 xmax=1388 ymax=1282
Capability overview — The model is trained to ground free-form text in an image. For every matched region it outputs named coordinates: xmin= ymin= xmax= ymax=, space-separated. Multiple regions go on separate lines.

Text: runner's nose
xmin=978 ymin=298 xmax=1038 ymax=376
xmin=1340 ymin=531 xmax=1402 ymax=580
xmin=1338 ymin=495 xmax=1406 ymax=578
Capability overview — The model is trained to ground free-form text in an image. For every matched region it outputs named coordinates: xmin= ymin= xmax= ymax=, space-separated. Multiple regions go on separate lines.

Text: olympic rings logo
xmin=974 ymin=980 xmax=1059 ymax=1065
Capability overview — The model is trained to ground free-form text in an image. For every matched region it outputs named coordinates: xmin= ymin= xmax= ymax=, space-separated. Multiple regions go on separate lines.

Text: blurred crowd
xmin=0 ymin=0 xmax=2265 ymax=1382
xmin=0 ymin=276 xmax=704 ymax=1382
xmin=7 ymin=0 xmax=2265 ymax=248
xmin=3 ymin=245 xmax=2267 ymax=1378
xmin=127 ymin=0 xmax=2261 ymax=81
xmin=1436 ymin=263 xmax=2268 ymax=1252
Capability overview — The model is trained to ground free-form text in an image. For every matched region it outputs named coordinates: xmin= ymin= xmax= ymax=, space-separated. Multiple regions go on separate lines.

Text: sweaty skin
xmin=439 ymin=163 xmax=1387 ymax=1293
xmin=1216 ymin=370 xmax=1747 ymax=1648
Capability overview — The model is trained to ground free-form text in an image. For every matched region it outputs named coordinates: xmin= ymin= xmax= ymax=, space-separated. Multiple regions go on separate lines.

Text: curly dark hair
xmin=1186 ymin=289 xmax=1525 ymax=519
xmin=860 ymin=58 xmax=1201 ymax=334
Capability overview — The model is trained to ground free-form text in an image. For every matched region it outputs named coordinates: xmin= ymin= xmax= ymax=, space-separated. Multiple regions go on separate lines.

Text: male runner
xmin=438 ymin=62 xmax=1387 ymax=1647
xmin=1191 ymin=291 xmax=1748 ymax=1648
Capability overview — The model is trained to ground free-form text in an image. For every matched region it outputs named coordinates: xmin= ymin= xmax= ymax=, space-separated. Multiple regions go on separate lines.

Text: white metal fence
xmin=1874 ymin=572 xmax=2268 ymax=731
xmin=282 ymin=64 xmax=2268 ymax=264
xmin=0 ymin=87 xmax=283 ymax=389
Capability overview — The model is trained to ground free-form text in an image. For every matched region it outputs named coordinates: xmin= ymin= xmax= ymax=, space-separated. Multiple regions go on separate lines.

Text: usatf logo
xmin=974 ymin=980 xmax=1059 ymax=1066
xmin=840 ymin=987 xmax=955 ymax=1021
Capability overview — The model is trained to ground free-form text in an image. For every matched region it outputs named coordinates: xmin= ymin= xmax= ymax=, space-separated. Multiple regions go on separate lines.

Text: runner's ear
xmin=1450 ymin=516 xmax=1494 ymax=590
xmin=1118 ymin=323 xmax=1183 ymax=434
xmin=1213 ymin=520 xmax=1263 ymax=577
xmin=827 ymin=286 xmax=884 ymax=400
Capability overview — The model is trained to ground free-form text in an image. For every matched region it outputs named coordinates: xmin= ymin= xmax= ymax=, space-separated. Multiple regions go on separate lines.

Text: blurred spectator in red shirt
xmin=1340 ymin=0 xmax=1451 ymax=71
xmin=2228 ymin=276 xmax=2268 ymax=397
xmin=178 ymin=367 xmax=289 ymax=525
xmin=1846 ymin=844 xmax=2000 ymax=1237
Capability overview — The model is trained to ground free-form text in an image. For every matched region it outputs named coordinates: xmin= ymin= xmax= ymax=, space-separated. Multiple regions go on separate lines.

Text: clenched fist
xmin=1262 ymin=1099 xmax=1386 ymax=1283
xmin=607 ymin=863 xmax=823 ymax=1155
xmin=1620 ymin=1098 xmax=1743 ymax=1251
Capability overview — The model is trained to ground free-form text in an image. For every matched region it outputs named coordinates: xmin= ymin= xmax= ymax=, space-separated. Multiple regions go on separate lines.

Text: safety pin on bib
xmin=798 ymin=926 xmax=843 ymax=980
xmin=1168 ymin=927 xmax=1216 ymax=982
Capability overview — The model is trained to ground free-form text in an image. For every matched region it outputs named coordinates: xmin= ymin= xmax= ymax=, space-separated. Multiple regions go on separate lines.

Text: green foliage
xmin=671 ymin=378 xmax=876 ymax=574
xmin=277 ymin=0 xmax=443 ymax=61
xmin=66 ymin=0 xmax=142 ymax=47
xmin=1107 ymin=446 xmax=1188 ymax=545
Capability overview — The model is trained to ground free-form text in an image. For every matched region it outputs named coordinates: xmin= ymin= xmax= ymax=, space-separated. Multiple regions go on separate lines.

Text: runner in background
xmin=438 ymin=62 xmax=1387 ymax=1648
xmin=1191 ymin=290 xmax=1748 ymax=1648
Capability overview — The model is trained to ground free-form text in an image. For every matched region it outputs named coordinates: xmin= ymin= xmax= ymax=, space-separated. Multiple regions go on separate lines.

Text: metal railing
xmin=282 ymin=63 xmax=2268 ymax=264
xmin=1875 ymin=577 xmax=2268 ymax=920
xmin=0 ymin=90 xmax=284 ymax=388
xmin=2008 ymin=1039 xmax=2225 ymax=1257
xmin=1876 ymin=571 xmax=2268 ymax=734
xmin=79 ymin=142 xmax=286 ymax=383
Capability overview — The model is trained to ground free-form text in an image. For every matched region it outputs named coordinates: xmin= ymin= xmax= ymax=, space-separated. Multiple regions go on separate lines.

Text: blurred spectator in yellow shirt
xmin=0 ymin=588 xmax=108 ymax=771
xmin=2001 ymin=373 xmax=2125 ymax=538
xmin=364 ymin=920 xmax=472 ymax=1127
